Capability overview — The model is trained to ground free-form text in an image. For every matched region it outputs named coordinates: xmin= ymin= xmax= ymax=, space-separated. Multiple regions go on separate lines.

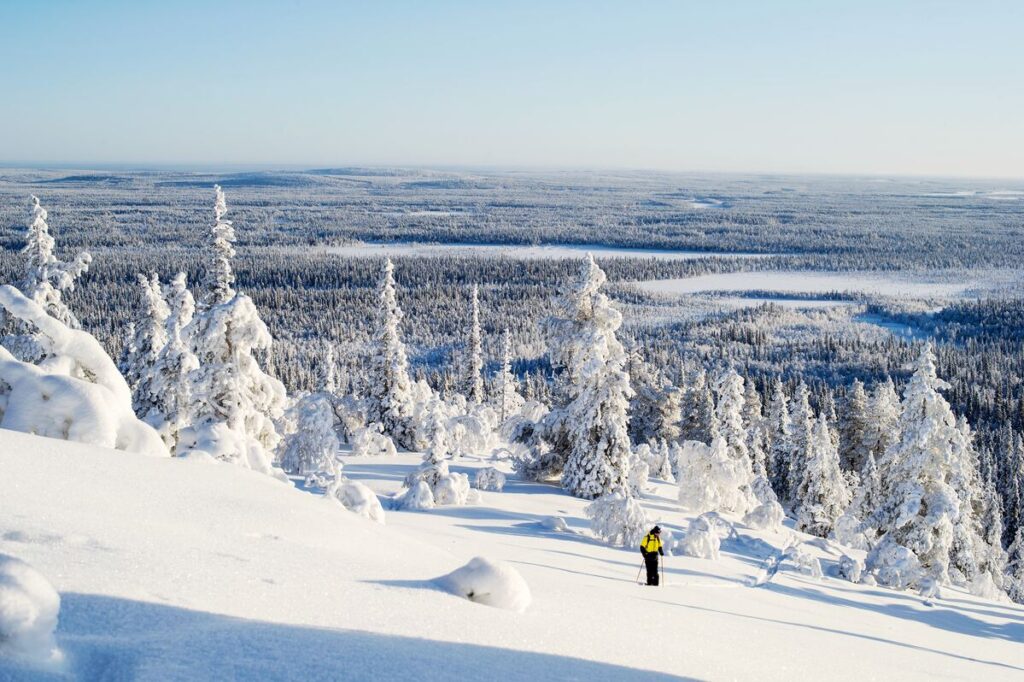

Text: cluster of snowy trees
xmin=2 ymin=187 xmax=1023 ymax=603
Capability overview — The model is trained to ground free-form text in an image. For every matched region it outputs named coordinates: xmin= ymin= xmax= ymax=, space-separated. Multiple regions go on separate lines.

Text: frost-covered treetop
xmin=202 ymin=185 xmax=237 ymax=307
xmin=21 ymin=195 xmax=91 ymax=328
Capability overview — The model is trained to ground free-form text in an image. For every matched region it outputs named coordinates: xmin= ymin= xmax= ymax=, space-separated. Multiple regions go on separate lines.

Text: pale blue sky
xmin=1 ymin=1 xmax=1021 ymax=176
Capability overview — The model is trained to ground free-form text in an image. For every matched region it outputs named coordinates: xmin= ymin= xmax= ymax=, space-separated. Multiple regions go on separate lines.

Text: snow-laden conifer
xmin=465 ymin=284 xmax=485 ymax=405
xmin=796 ymin=414 xmax=851 ymax=537
xmin=869 ymin=345 xmax=968 ymax=585
xmin=552 ymin=256 xmax=633 ymax=499
xmin=364 ymin=258 xmax=418 ymax=450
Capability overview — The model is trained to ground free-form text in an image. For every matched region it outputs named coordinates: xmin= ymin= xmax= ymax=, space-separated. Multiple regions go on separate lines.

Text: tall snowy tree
xmin=365 ymin=258 xmax=418 ymax=450
xmin=4 ymin=196 xmax=92 ymax=362
xmin=766 ymin=378 xmax=794 ymax=500
xmin=865 ymin=377 xmax=900 ymax=467
xmin=121 ymin=273 xmax=170 ymax=418
xmin=786 ymin=382 xmax=815 ymax=508
xmin=869 ymin=345 xmax=970 ymax=585
xmin=148 ymin=273 xmax=199 ymax=449
xmin=201 ymin=185 xmax=236 ymax=308
xmin=796 ymin=414 xmax=851 ymax=537
xmin=551 ymin=255 xmax=634 ymax=499
xmin=715 ymin=368 xmax=749 ymax=463
xmin=627 ymin=348 xmax=681 ymax=445
xmin=743 ymin=378 xmax=767 ymax=477
xmin=839 ymin=379 xmax=871 ymax=472
xmin=181 ymin=188 xmax=287 ymax=475
xmin=464 ymin=284 xmax=485 ymax=404
xmin=680 ymin=368 xmax=715 ymax=444
xmin=494 ymin=329 xmax=524 ymax=422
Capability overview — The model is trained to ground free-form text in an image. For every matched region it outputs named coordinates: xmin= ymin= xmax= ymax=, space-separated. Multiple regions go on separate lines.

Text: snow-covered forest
xmin=1 ymin=170 xmax=1023 ymax=679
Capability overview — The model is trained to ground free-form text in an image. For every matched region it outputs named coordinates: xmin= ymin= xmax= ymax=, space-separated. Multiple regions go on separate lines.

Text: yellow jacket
xmin=641 ymin=533 xmax=662 ymax=554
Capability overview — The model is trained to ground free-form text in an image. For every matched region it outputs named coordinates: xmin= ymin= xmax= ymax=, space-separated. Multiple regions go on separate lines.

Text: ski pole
xmin=660 ymin=554 xmax=665 ymax=587
xmin=636 ymin=560 xmax=644 ymax=584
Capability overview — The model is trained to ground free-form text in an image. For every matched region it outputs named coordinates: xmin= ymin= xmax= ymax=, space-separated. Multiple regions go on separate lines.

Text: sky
xmin=1 ymin=1 xmax=1022 ymax=177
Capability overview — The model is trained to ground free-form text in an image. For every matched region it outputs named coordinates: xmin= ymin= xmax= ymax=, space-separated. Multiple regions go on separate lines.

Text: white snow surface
xmin=0 ymin=430 xmax=1021 ymax=680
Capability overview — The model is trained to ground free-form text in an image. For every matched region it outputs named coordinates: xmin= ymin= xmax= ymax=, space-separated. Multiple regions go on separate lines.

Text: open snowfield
xmin=633 ymin=270 xmax=1016 ymax=300
xmin=1 ymin=430 xmax=1021 ymax=681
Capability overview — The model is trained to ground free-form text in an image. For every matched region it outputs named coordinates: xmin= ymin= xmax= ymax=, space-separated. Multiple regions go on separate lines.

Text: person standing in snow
xmin=640 ymin=526 xmax=664 ymax=585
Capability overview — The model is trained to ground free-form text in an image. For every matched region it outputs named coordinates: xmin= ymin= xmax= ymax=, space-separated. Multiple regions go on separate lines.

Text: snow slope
xmin=1 ymin=430 xmax=1021 ymax=680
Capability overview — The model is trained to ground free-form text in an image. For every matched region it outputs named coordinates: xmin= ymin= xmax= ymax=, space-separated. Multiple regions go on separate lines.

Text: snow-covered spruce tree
xmin=796 ymin=414 xmax=851 ymax=537
xmin=551 ymin=255 xmax=633 ymax=499
xmin=180 ymin=188 xmax=287 ymax=476
xmin=786 ymin=382 xmax=815 ymax=508
xmin=146 ymin=273 xmax=199 ymax=448
xmin=766 ymin=378 xmax=793 ymax=500
xmin=627 ymin=348 xmax=682 ymax=445
xmin=714 ymin=369 xmax=749 ymax=462
xmin=200 ymin=185 xmax=236 ymax=308
xmin=868 ymin=345 xmax=969 ymax=586
xmin=280 ymin=391 xmax=339 ymax=476
xmin=743 ymin=377 xmax=768 ymax=478
xmin=364 ymin=258 xmax=419 ymax=450
xmin=677 ymin=436 xmax=756 ymax=515
xmin=853 ymin=452 xmax=883 ymax=527
xmin=839 ymin=379 xmax=871 ymax=472
xmin=20 ymin=196 xmax=92 ymax=328
xmin=680 ymin=368 xmax=715 ymax=443
xmin=121 ymin=273 xmax=170 ymax=418
xmin=464 ymin=284 xmax=485 ymax=405
xmin=494 ymin=329 xmax=524 ymax=423
xmin=866 ymin=377 xmax=900 ymax=468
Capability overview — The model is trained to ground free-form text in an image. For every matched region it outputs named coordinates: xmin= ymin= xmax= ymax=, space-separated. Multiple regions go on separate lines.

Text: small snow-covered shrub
xmin=541 ymin=516 xmax=569 ymax=532
xmin=404 ymin=460 xmax=472 ymax=506
xmin=866 ymin=537 xmax=922 ymax=590
xmin=473 ymin=467 xmax=506 ymax=492
xmin=831 ymin=513 xmax=870 ymax=551
xmin=395 ymin=480 xmax=435 ymax=511
xmin=437 ymin=557 xmax=532 ymax=612
xmin=627 ymin=451 xmax=650 ymax=496
xmin=434 ymin=471 xmax=471 ymax=506
xmin=586 ymin=492 xmax=647 ymax=547
xmin=743 ymin=500 xmax=785 ymax=532
xmin=351 ymin=424 xmax=397 ymax=457
xmin=837 ymin=554 xmax=863 ymax=583
xmin=0 ymin=554 xmax=61 ymax=665
xmin=969 ymin=572 xmax=1002 ymax=600
xmin=786 ymin=545 xmax=823 ymax=579
xmin=330 ymin=480 xmax=385 ymax=524
xmin=679 ymin=528 xmax=720 ymax=560
xmin=691 ymin=512 xmax=737 ymax=540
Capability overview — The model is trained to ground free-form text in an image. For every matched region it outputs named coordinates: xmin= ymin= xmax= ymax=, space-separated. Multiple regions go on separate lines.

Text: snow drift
xmin=437 ymin=557 xmax=532 ymax=613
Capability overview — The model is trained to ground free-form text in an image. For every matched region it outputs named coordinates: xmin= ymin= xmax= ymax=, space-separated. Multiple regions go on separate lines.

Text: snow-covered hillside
xmin=1 ymin=430 xmax=1020 ymax=681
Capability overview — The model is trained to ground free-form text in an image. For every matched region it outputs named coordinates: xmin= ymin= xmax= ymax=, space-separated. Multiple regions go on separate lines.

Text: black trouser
xmin=643 ymin=551 xmax=660 ymax=585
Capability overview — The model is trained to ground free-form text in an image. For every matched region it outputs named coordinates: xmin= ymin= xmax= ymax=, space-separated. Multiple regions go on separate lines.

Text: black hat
xmin=652 ymin=526 xmax=661 ymax=534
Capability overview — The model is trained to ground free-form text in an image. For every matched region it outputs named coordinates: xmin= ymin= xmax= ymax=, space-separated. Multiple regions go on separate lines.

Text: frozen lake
xmin=634 ymin=271 xmax=990 ymax=299
xmin=322 ymin=242 xmax=766 ymax=260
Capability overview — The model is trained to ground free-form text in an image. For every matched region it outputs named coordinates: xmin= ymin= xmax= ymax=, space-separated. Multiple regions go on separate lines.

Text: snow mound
xmin=541 ymin=516 xmax=569 ymax=532
xmin=866 ymin=537 xmax=921 ymax=590
xmin=330 ymin=480 xmax=386 ymax=524
xmin=0 ymin=285 xmax=167 ymax=457
xmin=0 ymin=554 xmax=62 ymax=667
xmin=395 ymin=480 xmax=435 ymax=510
xmin=473 ymin=467 xmax=506 ymax=492
xmin=437 ymin=557 xmax=532 ymax=613
xmin=837 ymin=554 xmax=863 ymax=583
